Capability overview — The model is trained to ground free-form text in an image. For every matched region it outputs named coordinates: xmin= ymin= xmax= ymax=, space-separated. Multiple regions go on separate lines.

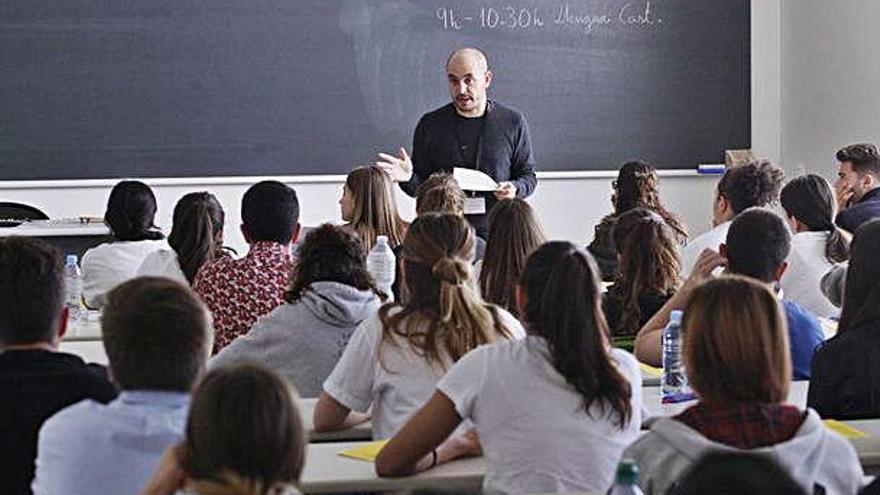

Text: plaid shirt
xmin=675 ymin=402 xmax=806 ymax=449
xmin=194 ymin=241 xmax=292 ymax=354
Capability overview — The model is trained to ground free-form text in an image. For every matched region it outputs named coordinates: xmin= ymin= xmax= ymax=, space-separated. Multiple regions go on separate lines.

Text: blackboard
xmin=1 ymin=0 xmax=750 ymax=180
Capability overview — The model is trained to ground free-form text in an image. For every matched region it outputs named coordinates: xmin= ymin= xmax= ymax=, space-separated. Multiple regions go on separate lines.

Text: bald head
xmin=446 ymin=47 xmax=489 ymax=73
xmin=446 ymin=47 xmax=492 ymax=117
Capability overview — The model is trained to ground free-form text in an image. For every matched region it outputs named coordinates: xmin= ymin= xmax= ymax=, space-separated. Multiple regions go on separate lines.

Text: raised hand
xmin=376 ymin=147 xmax=414 ymax=183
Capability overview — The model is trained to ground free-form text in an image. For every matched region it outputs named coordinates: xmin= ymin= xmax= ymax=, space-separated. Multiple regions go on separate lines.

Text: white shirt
xmin=137 ymin=248 xmax=189 ymax=285
xmin=780 ymin=231 xmax=839 ymax=318
xmin=82 ymin=239 xmax=168 ymax=308
xmin=438 ymin=337 xmax=643 ymax=495
xmin=323 ymin=307 xmax=525 ymax=439
xmin=679 ymin=221 xmax=731 ymax=278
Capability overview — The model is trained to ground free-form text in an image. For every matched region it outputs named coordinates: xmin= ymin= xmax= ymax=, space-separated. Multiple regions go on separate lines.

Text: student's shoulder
xmin=40 ymin=397 xmax=110 ymax=438
xmin=782 ymin=300 xmax=821 ymax=327
xmin=609 ymin=348 xmax=641 ymax=378
xmin=492 ymin=306 xmax=526 ymax=339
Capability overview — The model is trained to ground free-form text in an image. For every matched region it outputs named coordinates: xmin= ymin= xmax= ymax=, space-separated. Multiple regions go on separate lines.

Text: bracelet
xmin=429 ymin=449 xmax=438 ymax=469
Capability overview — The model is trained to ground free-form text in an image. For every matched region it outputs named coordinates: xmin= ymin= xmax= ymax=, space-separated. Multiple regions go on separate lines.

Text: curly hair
xmin=612 ymin=161 xmax=688 ymax=242
xmin=717 ymin=160 xmax=785 ymax=214
xmin=284 ymin=223 xmax=383 ymax=303
xmin=611 ymin=208 xmax=680 ymax=336
xmin=415 ymin=173 xmax=465 ymax=216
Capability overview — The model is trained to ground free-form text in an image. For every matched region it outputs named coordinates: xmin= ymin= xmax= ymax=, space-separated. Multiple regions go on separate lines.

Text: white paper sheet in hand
xmin=453 ymin=167 xmax=499 ymax=192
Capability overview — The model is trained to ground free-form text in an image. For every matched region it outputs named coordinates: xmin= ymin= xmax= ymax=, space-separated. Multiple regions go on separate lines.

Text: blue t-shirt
xmin=783 ymin=300 xmax=824 ymax=380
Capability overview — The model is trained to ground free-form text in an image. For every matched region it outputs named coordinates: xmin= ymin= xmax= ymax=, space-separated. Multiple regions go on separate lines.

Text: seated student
xmin=139 ymin=364 xmax=305 ymax=495
xmin=477 ymin=198 xmax=546 ymax=315
xmin=340 ymin=165 xmax=408 ymax=252
xmin=415 ymin=173 xmax=486 ymax=262
xmin=314 ymin=213 xmax=525 ymax=439
xmin=779 ymin=175 xmax=850 ymax=317
xmin=212 ymin=224 xmax=383 ymax=397
xmin=603 ymin=208 xmax=679 ymax=340
xmin=809 ymin=219 xmax=880 ymax=419
xmin=195 ymin=181 xmax=300 ymax=354
xmin=376 ymin=242 xmax=643 ymax=495
xmin=834 ymin=143 xmax=880 ymax=234
xmin=32 ymin=277 xmax=211 ymax=495
xmin=138 ymin=192 xmax=229 ymax=285
xmin=821 ymin=262 xmax=848 ymax=308
xmin=670 ymin=451 xmax=807 ymax=495
xmin=679 ymin=160 xmax=784 ymax=278
xmin=588 ymin=160 xmax=688 ymax=280
xmin=636 ymin=209 xmax=825 ymax=380
xmin=625 ymin=276 xmax=863 ymax=495
xmin=0 ymin=238 xmax=116 ymax=495
xmin=82 ymin=180 xmax=167 ymax=307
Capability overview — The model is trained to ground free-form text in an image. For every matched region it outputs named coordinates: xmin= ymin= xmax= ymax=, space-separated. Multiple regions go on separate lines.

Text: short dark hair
xmin=725 ymin=208 xmax=791 ymax=283
xmin=102 ymin=277 xmax=210 ymax=391
xmin=717 ymin=160 xmax=784 ymax=214
xmin=836 ymin=143 xmax=880 ymax=177
xmin=183 ymin=364 xmax=305 ymax=488
xmin=0 ymin=237 xmax=64 ymax=345
xmin=671 ymin=452 xmax=806 ymax=495
xmin=285 ymin=223 xmax=381 ymax=302
xmin=105 ymin=181 xmax=164 ymax=242
xmin=241 ymin=181 xmax=299 ymax=244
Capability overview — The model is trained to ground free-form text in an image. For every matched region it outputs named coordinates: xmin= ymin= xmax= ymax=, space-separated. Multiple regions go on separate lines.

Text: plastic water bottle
xmin=609 ymin=459 xmax=643 ymax=495
xmin=661 ymin=310 xmax=687 ymax=396
xmin=64 ymin=254 xmax=83 ymax=324
xmin=367 ymin=235 xmax=395 ymax=301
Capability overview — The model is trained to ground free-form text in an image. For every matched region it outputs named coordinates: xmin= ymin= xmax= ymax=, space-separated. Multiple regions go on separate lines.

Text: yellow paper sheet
xmin=639 ymin=362 xmax=662 ymax=377
xmin=823 ymin=419 xmax=869 ymax=439
xmin=338 ymin=440 xmax=389 ymax=462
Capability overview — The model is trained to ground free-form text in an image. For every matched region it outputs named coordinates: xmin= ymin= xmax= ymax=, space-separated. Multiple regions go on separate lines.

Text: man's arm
xmin=508 ymin=114 xmax=537 ymax=198
xmin=399 ymin=118 xmax=432 ymax=196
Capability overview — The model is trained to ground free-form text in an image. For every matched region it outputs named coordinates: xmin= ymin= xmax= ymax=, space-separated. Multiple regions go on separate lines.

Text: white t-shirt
xmin=780 ymin=231 xmax=839 ymax=318
xmin=438 ymin=337 xmax=643 ymax=495
xmin=137 ymin=249 xmax=189 ymax=285
xmin=679 ymin=221 xmax=731 ymax=278
xmin=322 ymin=307 xmax=525 ymax=439
xmin=82 ymin=239 xmax=168 ymax=308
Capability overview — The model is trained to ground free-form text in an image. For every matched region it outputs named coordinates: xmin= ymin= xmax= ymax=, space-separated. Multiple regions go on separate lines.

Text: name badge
xmin=464 ymin=197 xmax=486 ymax=215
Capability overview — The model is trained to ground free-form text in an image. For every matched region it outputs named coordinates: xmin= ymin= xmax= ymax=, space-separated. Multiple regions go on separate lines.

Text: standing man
xmin=834 ymin=142 xmax=880 ymax=234
xmin=377 ymin=47 xmax=538 ymax=237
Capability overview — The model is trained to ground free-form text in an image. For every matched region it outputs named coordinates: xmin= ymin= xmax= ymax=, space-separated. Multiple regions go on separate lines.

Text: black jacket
xmin=836 ymin=188 xmax=880 ymax=234
xmin=401 ymin=101 xmax=538 ymax=232
xmin=807 ymin=323 xmax=880 ymax=419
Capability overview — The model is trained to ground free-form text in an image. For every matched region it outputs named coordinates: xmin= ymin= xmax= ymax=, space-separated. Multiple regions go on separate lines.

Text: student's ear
xmin=291 ymin=222 xmax=302 ymax=244
xmin=55 ymin=306 xmax=69 ymax=345
xmin=515 ymin=285 xmax=528 ymax=318
xmin=240 ymin=224 xmax=251 ymax=244
xmin=774 ymin=260 xmax=788 ymax=282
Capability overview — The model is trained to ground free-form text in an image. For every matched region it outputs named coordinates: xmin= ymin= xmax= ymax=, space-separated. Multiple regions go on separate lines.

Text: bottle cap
xmin=669 ymin=310 xmax=683 ymax=325
xmin=376 ymin=235 xmax=389 ymax=245
xmin=66 ymin=254 xmax=78 ymax=265
xmin=615 ymin=459 xmax=639 ymax=485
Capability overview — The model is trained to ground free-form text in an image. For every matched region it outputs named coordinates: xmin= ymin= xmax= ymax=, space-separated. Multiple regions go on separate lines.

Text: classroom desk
xmin=841 ymin=420 xmax=880 ymax=473
xmin=641 ymin=380 xmax=810 ymax=423
xmin=299 ymin=398 xmax=373 ymax=442
xmin=0 ymin=220 xmax=109 ymax=257
xmin=300 ymin=441 xmax=484 ymax=494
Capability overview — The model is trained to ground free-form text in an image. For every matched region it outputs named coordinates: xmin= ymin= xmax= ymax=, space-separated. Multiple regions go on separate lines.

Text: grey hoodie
xmin=210 ymin=281 xmax=380 ymax=397
xmin=623 ymin=409 xmax=863 ymax=495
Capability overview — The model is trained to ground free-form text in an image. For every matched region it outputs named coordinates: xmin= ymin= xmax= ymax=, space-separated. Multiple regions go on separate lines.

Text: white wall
xmin=3 ymin=0 xmax=780 ymax=253
xmin=781 ymin=0 xmax=880 ymax=178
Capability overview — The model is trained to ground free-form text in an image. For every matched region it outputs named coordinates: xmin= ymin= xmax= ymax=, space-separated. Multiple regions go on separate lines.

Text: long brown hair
xmin=182 ymin=364 xmax=305 ymax=495
xmin=519 ymin=242 xmax=633 ymax=429
xmin=479 ymin=199 xmax=546 ymax=313
xmin=380 ymin=213 xmax=512 ymax=368
xmin=344 ymin=166 xmax=408 ymax=251
xmin=780 ymin=174 xmax=850 ymax=264
xmin=612 ymin=161 xmax=688 ymax=242
xmin=610 ymin=208 xmax=680 ymax=336
xmin=683 ymin=276 xmax=790 ymax=405
xmin=168 ymin=192 xmax=226 ymax=284
xmin=839 ymin=219 xmax=880 ymax=334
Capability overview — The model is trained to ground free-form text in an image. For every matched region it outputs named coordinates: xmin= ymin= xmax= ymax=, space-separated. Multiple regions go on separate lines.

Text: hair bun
xmin=432 ymin=257 xmax=469 ymax=285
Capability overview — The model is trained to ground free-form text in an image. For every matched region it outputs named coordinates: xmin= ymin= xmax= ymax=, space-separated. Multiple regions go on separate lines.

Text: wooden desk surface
xmin=300 ymin=441 xmax=484 ymax=494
